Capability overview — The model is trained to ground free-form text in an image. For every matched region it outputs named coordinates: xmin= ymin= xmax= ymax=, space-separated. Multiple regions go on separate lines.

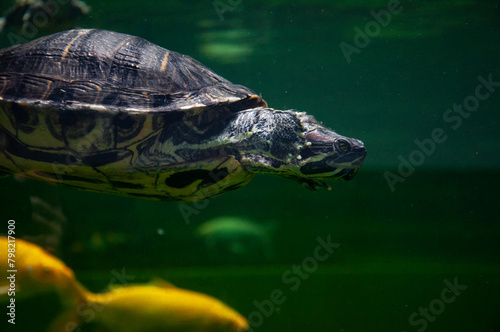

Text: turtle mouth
xmin=297 ymin=140 xmax=366 ymax=190
xmin=300 ymin=178 xmax=331 ymax=191
xmin=299 ymin=150 xmax=366 ymax=177
xmin=340 ymin=167 xmax=358 ymax=181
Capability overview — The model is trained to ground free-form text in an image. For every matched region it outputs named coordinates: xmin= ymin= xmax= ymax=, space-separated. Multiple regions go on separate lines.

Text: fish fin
xmin=46 ymin=307 xmax=82 ymax=332
xmin=151 ymin=278 xmax=176 ymax=289
xmin=47 ymin=282 xmax=93 ymax=332
xmin=0 ymin=283 xmax=24 ymax=298
xmin=0 ymin=285 xmax=9 ymax=299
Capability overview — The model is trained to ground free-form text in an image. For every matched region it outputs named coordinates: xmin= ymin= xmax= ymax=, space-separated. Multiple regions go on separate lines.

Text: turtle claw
xmin=301 ymin=179 xmax=330 ymax=191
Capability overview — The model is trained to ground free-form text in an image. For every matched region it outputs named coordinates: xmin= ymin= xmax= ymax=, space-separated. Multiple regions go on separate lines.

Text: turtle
xmin=0 ymin=29 xmax=366 ymax=202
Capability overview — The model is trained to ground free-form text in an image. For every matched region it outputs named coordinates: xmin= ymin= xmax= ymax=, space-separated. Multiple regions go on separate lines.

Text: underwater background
xmin=0 ymin=0 xmax=499 ymax=331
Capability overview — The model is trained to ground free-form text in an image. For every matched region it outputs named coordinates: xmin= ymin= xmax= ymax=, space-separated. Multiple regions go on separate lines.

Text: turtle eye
xmin=334 ymin=139 xmax=351 ymax=153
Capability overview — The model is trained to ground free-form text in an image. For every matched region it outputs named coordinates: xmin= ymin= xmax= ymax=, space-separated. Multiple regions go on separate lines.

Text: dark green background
xmin=0 ymin=0 xmax=499 ymax=331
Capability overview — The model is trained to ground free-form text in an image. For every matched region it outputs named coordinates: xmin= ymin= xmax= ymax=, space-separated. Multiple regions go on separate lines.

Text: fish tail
xmin=47 ymin=280 xmax=93 ymax=332
xmin=46 ymin=308 xmax=82 ymax=332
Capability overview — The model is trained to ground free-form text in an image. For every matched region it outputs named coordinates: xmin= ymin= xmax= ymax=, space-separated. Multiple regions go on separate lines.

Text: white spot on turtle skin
xmin=293 ymin=143 xmax=303 ymax=151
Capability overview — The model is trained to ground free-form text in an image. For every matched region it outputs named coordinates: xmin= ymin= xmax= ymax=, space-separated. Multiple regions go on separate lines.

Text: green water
xmin=1 ymin=0 xmax=499 ymax=331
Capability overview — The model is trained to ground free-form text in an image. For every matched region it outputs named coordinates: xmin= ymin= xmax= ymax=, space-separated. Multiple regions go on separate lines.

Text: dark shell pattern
xmin=0 ymin=29 xmax=263 ymax=112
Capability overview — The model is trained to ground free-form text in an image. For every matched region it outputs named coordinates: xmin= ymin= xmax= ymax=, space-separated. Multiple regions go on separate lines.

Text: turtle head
xmin=294 ymin=123 xmax=366 ymax=190
xmin=236 ymin=109 xmax=366 ymax=191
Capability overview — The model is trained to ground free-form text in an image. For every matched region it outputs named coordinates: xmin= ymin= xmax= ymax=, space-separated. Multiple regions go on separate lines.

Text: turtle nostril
xmin=334 ymin=139 xmax=351 ymax=153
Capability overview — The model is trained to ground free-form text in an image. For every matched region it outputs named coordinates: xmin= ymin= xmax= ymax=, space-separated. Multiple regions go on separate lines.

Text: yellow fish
xmin=0 ymin=236 xmax=87 ymax=331
xmin=82 ymin=281 xmax=249 ymax=332
xmin=1 ymin=236 xmax=248 ymax=331
xmin=0 ymin=236 xmax=85 ymax=303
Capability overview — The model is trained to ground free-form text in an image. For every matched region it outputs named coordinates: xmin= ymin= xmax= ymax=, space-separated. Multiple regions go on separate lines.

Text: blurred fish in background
xmin=196 ymin=216 xmax=277 ymax=265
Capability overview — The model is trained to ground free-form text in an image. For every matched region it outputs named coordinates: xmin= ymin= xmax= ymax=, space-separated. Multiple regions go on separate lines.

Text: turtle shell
xmin=0 ymin=29 xmax=265 ymax=113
